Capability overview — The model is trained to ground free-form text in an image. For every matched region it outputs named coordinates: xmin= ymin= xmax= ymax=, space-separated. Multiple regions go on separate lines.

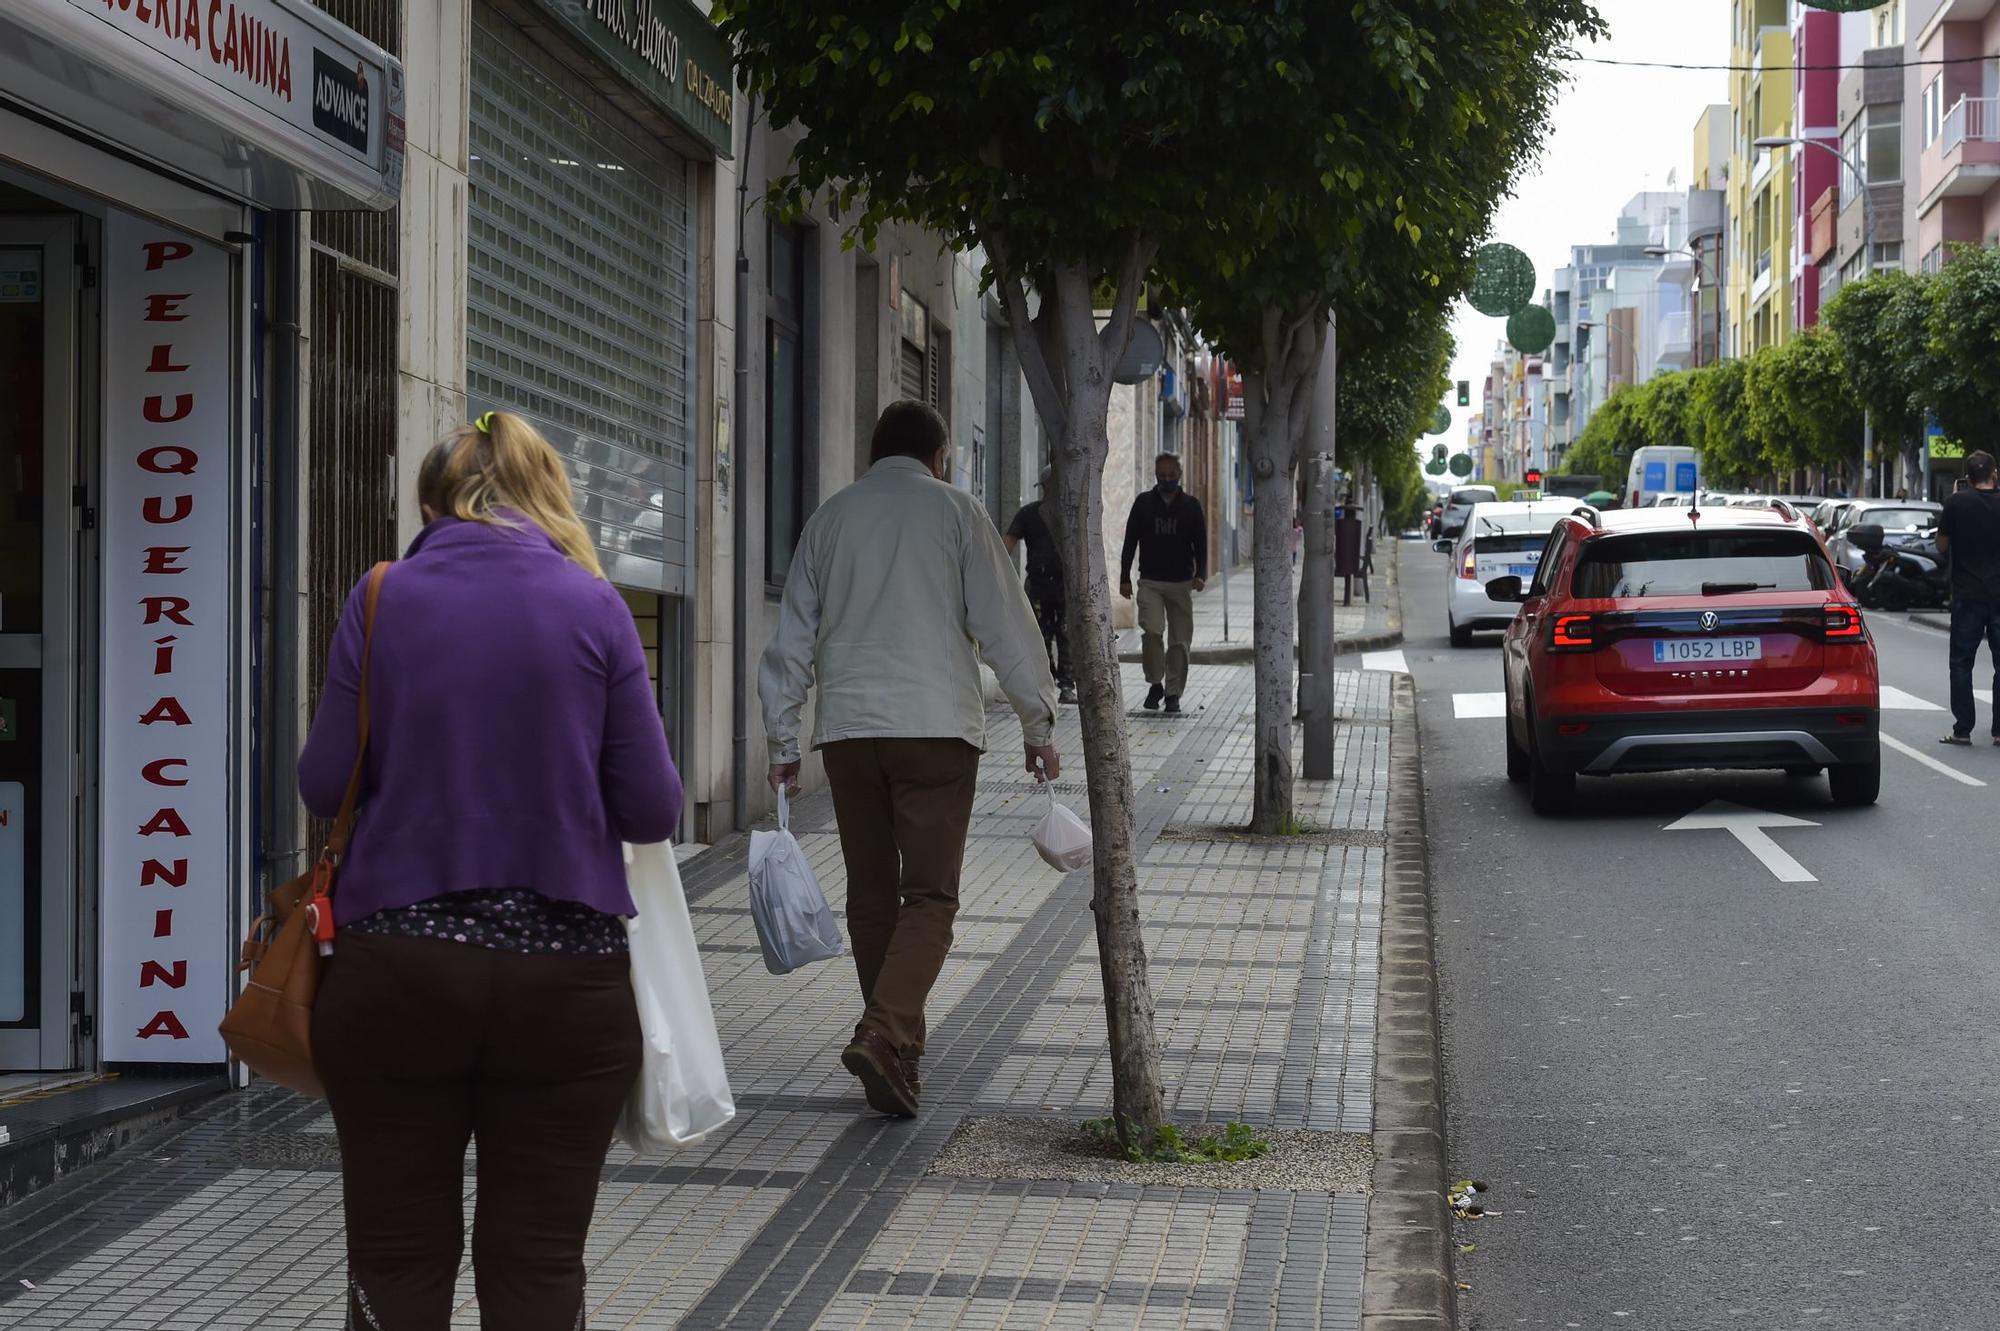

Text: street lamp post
xmin=1754 ymin=133 xmax=1879 ymax=497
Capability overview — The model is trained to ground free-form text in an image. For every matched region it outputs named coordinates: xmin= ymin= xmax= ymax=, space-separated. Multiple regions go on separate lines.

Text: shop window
xmin=766 ymin=220 xmax=813 ymax=587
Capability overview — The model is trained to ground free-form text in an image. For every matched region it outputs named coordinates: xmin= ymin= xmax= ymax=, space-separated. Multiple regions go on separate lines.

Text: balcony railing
xmin=1943 ymin=96 xmax=2000 ymax=156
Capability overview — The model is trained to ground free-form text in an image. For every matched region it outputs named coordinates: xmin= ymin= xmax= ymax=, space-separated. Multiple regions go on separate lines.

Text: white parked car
xmin=1441 ymin=499 xmax=1584 ymax=646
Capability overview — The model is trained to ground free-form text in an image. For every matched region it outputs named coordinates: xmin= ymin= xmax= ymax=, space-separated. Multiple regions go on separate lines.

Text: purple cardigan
xmin=298 ymin=516 xmax=682 ymax=924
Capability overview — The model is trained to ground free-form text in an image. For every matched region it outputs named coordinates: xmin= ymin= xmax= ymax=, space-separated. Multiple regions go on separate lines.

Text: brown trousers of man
xmin=821 ymin=737 xmax=981 ymax=1057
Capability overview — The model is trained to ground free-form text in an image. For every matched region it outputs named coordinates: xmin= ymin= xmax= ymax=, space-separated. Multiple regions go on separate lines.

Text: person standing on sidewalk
xmin=760 ymin=401 xmax=1060 ymax=1119
xmin=1937 ymin=449 xmax=2000 ymax=746
xmin=1119 ymin=453 xmax=1208 ymax=714
xmin=1005 ymin=466 xmax=1077 ymax=706
xmin=300 ymin=412 xmax=682 ymax=1330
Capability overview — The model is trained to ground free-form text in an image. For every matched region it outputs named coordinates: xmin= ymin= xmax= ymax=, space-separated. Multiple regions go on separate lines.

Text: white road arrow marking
xmin=1665 ymin=801 xmax=1820 ymax=883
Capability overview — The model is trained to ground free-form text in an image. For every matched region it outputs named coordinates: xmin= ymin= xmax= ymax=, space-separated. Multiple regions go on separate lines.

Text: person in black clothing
xmin=1005 ymin=467 xmax=1076 ymax=705
xmin=1938 ymin=449 xmax=2000 ymax=745
xmin=1119 ymin=453 xmax=1208 ymax=714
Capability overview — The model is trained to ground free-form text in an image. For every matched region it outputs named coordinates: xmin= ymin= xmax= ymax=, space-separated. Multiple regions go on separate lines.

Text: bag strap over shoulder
xmin=324 ymin=561 xmax=392 ymax=862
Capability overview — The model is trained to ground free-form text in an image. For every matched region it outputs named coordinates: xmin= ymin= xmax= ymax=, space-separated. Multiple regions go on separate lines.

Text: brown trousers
xmin=822 ymin=737 xmax=982 ymax=1057
xmin=313 ymin=931 xmax=641 ymax=1331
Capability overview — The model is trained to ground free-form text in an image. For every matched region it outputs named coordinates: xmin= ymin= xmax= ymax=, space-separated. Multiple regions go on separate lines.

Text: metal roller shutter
xmin=467 ymin=5 xmax=694 ymax=594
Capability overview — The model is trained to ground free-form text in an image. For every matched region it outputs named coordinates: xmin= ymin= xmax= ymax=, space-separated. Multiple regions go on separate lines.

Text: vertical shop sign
xmin=101 ymin=213 xmax=231 ymax=1063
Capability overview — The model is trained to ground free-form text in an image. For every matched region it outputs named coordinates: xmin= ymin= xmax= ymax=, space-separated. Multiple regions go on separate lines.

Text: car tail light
xmin=1550 ymin=613 xmax=1596 ymax=652
xmin=1459 ymin=542 xmax=1478 ymax=580
xmin=1823 ymin=605 xmax=1864 ymax=640
xmin=1557 ymin=722 xmax=1592 ymax=736
xmin=1837 ymin=713 xmax=1869 ymax=727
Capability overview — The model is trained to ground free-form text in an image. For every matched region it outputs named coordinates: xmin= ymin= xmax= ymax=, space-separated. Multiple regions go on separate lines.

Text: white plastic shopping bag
xmin=747 ymin=788 xmax=844 ymax=975
xmin=1032 ymin=781 xmax=1093 ymax=872
xmin=618 ymin=840 xmax=735 ymax=1155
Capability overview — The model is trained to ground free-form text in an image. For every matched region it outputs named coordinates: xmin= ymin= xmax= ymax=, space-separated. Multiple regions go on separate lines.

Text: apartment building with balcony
xmin=1727 ymin=0 xmax=1798 ymax=353
xmin=1820 ymin=39 xmax=1907 ymax=305
xmin=1913 ymin=0 xmax=2000 ymax=270
xmin=1658 ymin=106 xmax=1732 ymax=373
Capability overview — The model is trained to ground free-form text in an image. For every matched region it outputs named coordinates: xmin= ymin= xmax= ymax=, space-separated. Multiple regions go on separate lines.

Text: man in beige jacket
xmin=759 ymin=401 xmax=1060 ymax=1118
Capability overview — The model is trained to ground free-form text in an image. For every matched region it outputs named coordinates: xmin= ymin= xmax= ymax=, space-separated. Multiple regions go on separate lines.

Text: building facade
xmin=0 ymin=0 xmax=404 ymax=1076
xmin=1913 ymin=0 xmax=2000 ymax=271
xmin=1728 ymin=0 xmax=1798 ymax=354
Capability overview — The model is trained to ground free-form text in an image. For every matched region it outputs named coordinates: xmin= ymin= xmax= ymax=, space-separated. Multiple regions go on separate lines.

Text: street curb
xmin=1362 ymin=670 xmax=1456 ymax=1331
xmin=1911 ymin=612 xmax=1952 ymax=633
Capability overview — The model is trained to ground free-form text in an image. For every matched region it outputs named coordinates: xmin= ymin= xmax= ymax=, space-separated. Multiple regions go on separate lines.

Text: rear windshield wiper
xmin=1701 ymin=581 xmax=1776 ymax=595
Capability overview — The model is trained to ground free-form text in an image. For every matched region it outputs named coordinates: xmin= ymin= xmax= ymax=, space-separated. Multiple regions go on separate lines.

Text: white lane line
xmin=1453 ymin=691 xmax=1507 ymax=719
xmin=1881 ymin=733 xmax=1988 ymax=787
xmin=1360 ymin=649 xmax=1409 ymax=674
xmin=1880 ymin=685 xmax=1945 ymax=712
xmin=1982 ymin=689 xmax=1995 ymax=705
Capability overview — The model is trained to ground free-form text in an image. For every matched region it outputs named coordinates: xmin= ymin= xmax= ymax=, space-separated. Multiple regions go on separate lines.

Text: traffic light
xmin=1524 ymin=468 xmax=1542 ymax=487
xmin=1456 ymin=380 xmax=1470 ymax=407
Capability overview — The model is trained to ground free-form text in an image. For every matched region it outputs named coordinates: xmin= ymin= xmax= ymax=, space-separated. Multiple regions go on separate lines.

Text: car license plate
xmin=1507 ymin=564 xmax=1538 ymax=577
xmin=1652 ymin=636 xmax=1762 ymax=664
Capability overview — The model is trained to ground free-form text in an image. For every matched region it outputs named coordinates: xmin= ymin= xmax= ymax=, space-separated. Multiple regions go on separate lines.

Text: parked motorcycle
xmin=1847 ymin=522 xmax=1951 ymax=612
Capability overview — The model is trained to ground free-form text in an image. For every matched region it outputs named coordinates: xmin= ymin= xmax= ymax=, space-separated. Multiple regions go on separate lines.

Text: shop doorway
xmin=0 ymin=214 xmax=83 ymax=1072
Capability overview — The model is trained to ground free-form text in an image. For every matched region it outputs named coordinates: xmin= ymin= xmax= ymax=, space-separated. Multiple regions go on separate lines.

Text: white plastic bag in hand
xmin=618 ymin=840 xmax=735 ymax=1155
xmin=747 ymin=788 xmax=845 ymax=975
xmin=1032 ymin=781 xmax=1093 ymax=872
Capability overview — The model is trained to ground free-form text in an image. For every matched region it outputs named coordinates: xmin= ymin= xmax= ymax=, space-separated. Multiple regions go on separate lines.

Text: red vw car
xmin=1488 ymin=502 xmax=1881 ymax=815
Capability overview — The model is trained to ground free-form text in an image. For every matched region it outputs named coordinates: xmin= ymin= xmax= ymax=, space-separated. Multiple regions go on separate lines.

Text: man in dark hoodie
xmin=1119 ymin=453 xmax=1208 ymax=714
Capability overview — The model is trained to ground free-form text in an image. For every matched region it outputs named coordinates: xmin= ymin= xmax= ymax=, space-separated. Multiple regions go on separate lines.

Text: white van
xmin=1625 ymin=446 xmax=1700 ymax=508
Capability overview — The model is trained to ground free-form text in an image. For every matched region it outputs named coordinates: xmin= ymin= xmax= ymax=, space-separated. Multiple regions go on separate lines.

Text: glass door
xmin=0 ymin=216 xmax=80 ymax=1071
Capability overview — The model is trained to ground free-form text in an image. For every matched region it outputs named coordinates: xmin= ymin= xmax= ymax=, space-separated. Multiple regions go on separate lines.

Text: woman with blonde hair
xmin=300 ymin=410 xmax=681 ymax=1329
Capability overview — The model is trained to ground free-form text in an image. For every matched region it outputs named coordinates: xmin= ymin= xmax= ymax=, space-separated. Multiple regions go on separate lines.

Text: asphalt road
xmin=1401 ymin=542 xmax=2000 ymax=1330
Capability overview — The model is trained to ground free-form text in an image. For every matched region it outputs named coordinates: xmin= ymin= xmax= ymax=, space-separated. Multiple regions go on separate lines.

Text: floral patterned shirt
xmin=347 ymin=888 xmax=628 ymax=956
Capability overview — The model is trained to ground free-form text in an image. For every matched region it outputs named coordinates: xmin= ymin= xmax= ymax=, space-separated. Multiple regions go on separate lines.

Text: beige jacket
xmin=759 ymin=457 xmax=1058 ymax=764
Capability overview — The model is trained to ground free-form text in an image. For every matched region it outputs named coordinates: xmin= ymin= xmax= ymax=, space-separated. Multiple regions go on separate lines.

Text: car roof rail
xmin=1769 ymin=499 xmax=1799 ymax=522
xmin=1570 ymin=504 xmax=1600 ymax=525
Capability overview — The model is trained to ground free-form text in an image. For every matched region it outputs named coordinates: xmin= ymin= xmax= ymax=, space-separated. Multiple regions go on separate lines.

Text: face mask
xmin=1156 ymin=477 xmax=1180 ymax=494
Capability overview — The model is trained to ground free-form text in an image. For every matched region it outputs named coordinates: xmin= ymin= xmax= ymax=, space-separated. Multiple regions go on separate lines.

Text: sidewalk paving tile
xmin=2 ymin=559 xmax=1401 ymax=1330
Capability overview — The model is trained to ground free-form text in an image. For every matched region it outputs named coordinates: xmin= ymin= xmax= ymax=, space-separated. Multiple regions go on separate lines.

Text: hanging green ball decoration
xmin=1468 ymin=243 xmax=1538 ymax=318
xmin=1507 ymin=304 xmax=1557 ymax=356
xmin=1448 ymin=454 xmax=1474 ymax=478
xmin=1427 ymin=405 xmax=1453 ymax=436
xmin=1425 ymin=459 xmax=1448 ymax=476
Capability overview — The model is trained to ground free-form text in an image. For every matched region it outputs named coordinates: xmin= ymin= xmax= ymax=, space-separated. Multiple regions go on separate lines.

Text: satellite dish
xmin=1112 ymin=322 xmax=1165 ymax=385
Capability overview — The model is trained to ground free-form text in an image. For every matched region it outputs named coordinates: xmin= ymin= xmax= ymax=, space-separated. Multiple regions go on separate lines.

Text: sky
xmin=1438 ymin=0 xmax=1734 ymax=466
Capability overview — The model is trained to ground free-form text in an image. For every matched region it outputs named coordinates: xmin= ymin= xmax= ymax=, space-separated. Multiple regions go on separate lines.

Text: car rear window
xmin=1854 ymin=508 xmax=1937 ymax=531
xmin=1572 ymin=531 xmax=1835 ymax=599
xmin=1448 ymin=490 xmax=1497 ymax=507
xmin=1469 ymin=533 xmax=1547 ymax=555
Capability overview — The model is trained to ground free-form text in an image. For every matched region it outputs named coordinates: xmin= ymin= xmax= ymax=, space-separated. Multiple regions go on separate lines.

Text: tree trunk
xmin=1243 ymin=310 xmax=1328 ymax=834
xmin=1297 ymin=326 xmax=1339 ymax=783
xmin=994 ymin=252 xmax=1167 ymax=1145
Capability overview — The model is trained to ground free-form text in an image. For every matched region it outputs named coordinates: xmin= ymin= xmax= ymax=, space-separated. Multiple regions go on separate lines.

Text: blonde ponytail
xmin=417 ymin=412 xmax=607 ymax=579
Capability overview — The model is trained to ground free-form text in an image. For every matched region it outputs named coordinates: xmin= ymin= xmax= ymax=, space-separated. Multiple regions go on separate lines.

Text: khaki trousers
xmin=1137 ymin=579 xmax=1195 ymax=696
xmin=822 ymin=737 xmax=982 ymax=1057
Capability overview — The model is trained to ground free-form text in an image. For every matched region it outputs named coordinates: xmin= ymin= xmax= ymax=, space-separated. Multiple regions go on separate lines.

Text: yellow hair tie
xmin=473 ymin=411 xmax=496 ymax=434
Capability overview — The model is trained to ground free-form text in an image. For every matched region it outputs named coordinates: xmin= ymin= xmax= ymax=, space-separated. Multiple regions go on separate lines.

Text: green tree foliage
xmin=1923 ymin=244 xmax=2000 ymax=448
xmin=1689 ymin=357 xmax=1766 ymax=487
xmin=1339 ymin=307 xmax=1455 ymax=483
xmin=1744 ymin=329 xmax=1860 ymax=475
xmin=1822 ymin=270 xmax=1928 ymax=454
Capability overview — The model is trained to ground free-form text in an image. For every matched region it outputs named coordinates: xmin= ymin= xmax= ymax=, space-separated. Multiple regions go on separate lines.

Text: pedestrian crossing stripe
xmin=1452 ymin=692 xmax=1506 ymax=719
xmin=1880 ymin=686 xmax=1943 ymax=712
xmin=1360 ymin=649 xmax=1409 ymax=674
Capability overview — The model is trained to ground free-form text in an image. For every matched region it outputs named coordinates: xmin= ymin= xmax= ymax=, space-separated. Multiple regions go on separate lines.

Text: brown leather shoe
xmin=841 ymin=1028 xmax=919 ymax=1118
xmin=903 ymin=1054 xmax=921 ymax=1100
